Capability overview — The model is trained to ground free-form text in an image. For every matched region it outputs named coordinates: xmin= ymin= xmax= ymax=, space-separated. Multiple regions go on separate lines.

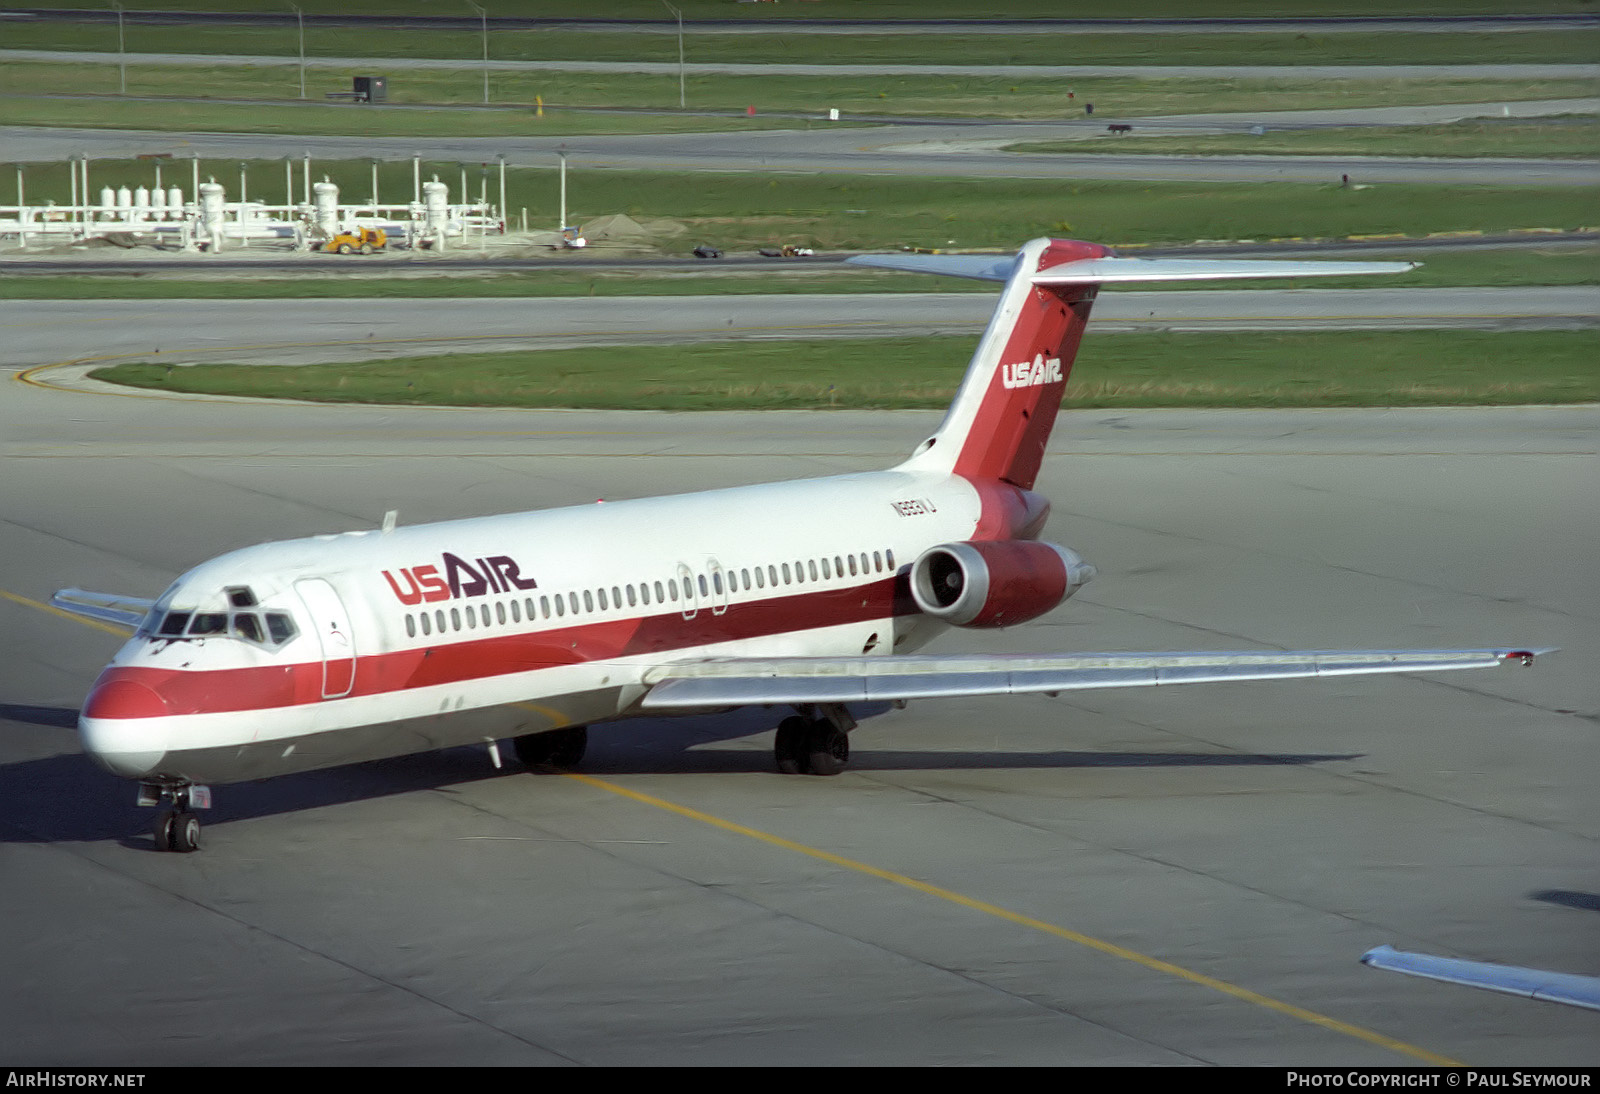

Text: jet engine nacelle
xmin=910 ymin=540 xmax=1095 ymax=628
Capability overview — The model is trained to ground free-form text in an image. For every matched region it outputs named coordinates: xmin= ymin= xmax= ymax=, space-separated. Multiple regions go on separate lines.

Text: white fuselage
xmin=79 ymin=466 xmax=1013 ymax=784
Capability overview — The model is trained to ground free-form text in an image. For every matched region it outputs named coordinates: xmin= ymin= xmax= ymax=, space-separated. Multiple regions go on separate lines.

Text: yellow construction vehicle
xmin=324 ymin=227 xmax=387 ymax=255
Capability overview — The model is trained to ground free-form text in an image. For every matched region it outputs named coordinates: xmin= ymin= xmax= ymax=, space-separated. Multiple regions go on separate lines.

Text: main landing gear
xmin=513 ymin=725 xmax=588 ymax=769
xmin=774 ymin=705 xmax=856 ymax=776
xmin=141 ymin=782 xmax=211 ymax=853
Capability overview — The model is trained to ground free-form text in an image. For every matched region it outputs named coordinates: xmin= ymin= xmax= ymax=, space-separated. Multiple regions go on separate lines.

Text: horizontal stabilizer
xmin=845 ymin=250 xmax=1415 ymax=284
xmin=844 ymin=252 xmax=1019 ymax=281
xmin=1361 ymin=945 xmax=1600 ymax=1012
xmin=52 ymin=588 xmax=153 ymax=630
xmin=1033 ymin=257 xmax=1418 ymax=283
xmin=640 ymin=648 xmax=1545 ymax=708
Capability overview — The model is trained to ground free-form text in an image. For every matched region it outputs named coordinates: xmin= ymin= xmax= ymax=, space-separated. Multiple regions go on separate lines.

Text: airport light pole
xmin=662 ymin=1 xmax=684 ymax=109
xmin=289 ymin=3 xmax=305 ymax=99
xmin=466 ymin=1 xmax=489 ymax=105
xmin=112 ymin=2 xmax=126 ymax=96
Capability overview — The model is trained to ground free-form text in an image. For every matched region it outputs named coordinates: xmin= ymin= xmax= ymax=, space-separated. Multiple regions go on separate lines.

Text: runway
xmin=8 ymin=50 xmax=1599 ymax=82
xmin=6 ymin=116 xmax=1595 ymax=186
xmin=4 ymin=289 xmax=1595 ymax=382
xmin=1 ymin=305 xmax=1596 ymax=1062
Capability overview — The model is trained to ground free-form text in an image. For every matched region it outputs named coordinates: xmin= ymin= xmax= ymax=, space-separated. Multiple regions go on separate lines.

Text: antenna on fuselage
xmin=381 ymin=510 xmax=398 ymax=534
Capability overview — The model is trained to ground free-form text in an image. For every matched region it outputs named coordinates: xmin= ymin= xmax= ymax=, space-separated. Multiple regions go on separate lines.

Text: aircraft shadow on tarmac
xmin=1 ymin=704 xmax=1359 ymax=849
xmin=1531 ymin=890 xmax=1600 ymax=914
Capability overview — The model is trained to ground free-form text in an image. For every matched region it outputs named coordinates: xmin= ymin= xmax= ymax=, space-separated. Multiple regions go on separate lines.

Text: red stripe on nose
xmin=84 ymin=679 xmax=170 ymax=720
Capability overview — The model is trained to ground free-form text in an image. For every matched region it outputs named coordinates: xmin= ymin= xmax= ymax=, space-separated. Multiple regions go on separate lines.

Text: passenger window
xmin=421 ymin=613 xmax=431 ymax=636
xmin=555 ymin=596 xmax=565 ymax=617
xmin=569 ymin=592 xmax=579 ymax=615
xmin=510 ymin=600 xmax=520 ymax=623
xmin=539 ymin=596 xmax=549 ymax=619
xmin=874 ymin=551 xmax=883 ymax=572
xmin=834 ymin=555 xmax=843 ymax=577
xmin=406 ymin=615 xmax=416 ymax=638
xmin=886 ymin=549 xmax=896 ymax=570
xmin=598 ymin=588 xmax=609 ymax=611
xmin=497 ymin=602 xmax=507 ymax=625
xmin=848 ymin=555 xmax=858 ymax=576
xmin=698 ymin=574 xmax=709 ymax=597
xmin=782 ymin=563 xmax=792 ymax=584
xmin=466 ymin=607 xmax=477 ymax=629
xmin=754 ymin=567 xmax=765 ymax=589
xmin=435 ymin=609 xmax=445 ymax=633
xmin=612 ymin=585 xmax=621 ymax=607
xmin=813 ymin=559 xmax=823 ymax=581
xmin=681 ymin=576 xmax=693 ymax=600
xmin=627 ymin=585 xmax=637 ymax=607
xmin=657 ymin=580 xmax=668 ymax=602
xmin=667 ymin=580 xmax=677 ymax=602
xmin=712 ymin=572 xmax=723 ymax=595
xmin=451 ymin=608 xmax=461 ymax=631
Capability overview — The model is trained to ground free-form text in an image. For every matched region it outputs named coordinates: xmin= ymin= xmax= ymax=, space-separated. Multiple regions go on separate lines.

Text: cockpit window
xmin=188 ymin=613 xmax=228 ymax=636
xmin=232 ymin=613 xmax=264 ymax=643
xmin=226 ymin=586 xmax=258 ymax=608
xmin=149 ymin=606 xmax=297 ymax=650
xmin=265 ymin=612 xmax=297 ymax=645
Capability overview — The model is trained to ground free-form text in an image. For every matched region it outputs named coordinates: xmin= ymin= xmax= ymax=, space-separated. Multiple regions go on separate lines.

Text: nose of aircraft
xmin=79 ymin=676 xmax=170 ymax=778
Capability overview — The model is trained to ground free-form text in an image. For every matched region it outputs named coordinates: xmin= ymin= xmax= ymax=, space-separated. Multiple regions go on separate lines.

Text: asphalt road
xmin=6 ymin=50 xmax=1599 ymax=82
xmin=6 ymin=116 xmax=1594 ymax=186
xmin=1 ymin=371 xmax=1594 ymax=1063
xmin=5 ymin=288 xmax=1595 ymax=375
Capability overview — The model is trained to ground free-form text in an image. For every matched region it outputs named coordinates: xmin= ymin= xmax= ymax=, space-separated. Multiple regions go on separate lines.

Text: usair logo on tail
xmin=1001 ymin=354 xmax=1064 ymax=390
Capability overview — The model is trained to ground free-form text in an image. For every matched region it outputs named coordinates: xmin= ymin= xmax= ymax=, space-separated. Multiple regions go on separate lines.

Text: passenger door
xmin=295 ymin=578 xmax=356 ymax=698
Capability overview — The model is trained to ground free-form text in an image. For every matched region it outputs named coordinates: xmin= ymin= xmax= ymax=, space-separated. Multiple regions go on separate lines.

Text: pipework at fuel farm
xmin=0 ymin=153 xmax=525 ymax=254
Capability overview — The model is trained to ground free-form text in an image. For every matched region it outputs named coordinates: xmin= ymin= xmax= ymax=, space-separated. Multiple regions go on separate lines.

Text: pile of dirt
xmin=578 ymin=214 xmax=689 ymax=248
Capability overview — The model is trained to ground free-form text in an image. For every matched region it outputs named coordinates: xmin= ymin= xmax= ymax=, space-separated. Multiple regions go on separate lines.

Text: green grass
xmin=90 ymin=330 xmax=1600 ymax=410
xmin=5 ymin=162 xmax=1595 ymax=254
xmin=7 ymin=246 xmax=1598 ymax=301
xmin=2 ymin=58 xmax=1595 ymax=129
xmin=7 ymin=22 xmax=1598 ymax=66
xmin=0 ymin=1 xmax=1590 ymax=21
xmin=1010 ymin=117 xmax=1600 ymax=160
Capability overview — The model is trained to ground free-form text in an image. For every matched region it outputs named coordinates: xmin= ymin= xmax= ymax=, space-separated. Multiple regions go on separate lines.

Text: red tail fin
xmin=855 ymin=237 xmax=1416 ymax=490
xmin=907 ymin=238 xmax=1107 ymax=490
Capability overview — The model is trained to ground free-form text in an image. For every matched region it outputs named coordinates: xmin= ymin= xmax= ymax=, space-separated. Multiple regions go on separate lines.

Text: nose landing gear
xmin=140 ymin=782 xmax=210 ymax=853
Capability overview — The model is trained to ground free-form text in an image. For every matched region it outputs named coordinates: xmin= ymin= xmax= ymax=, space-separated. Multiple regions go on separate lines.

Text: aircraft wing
xmin=51 ymin=588 xmax=154 ymax=630
xmin=1361 ymin=945 xmax=1600 ymax=1012
xmin=639 ymin=648 xmax=1544 ymax=708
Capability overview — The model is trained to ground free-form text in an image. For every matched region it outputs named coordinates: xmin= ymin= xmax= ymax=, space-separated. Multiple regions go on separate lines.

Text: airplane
xmin=52 ymin=236 xmax=1547 ymax=853
xmin=1361 ymin=945 xmax=1600 ymax=1012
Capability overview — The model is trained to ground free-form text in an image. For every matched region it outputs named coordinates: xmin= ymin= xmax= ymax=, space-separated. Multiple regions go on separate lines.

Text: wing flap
xmin=640 ymin=649 xmax=1545 ymax=709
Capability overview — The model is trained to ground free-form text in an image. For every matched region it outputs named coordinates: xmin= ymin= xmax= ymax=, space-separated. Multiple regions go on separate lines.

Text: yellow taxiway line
xmin=11 ymin=581 xmax=1461 ymax=1065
